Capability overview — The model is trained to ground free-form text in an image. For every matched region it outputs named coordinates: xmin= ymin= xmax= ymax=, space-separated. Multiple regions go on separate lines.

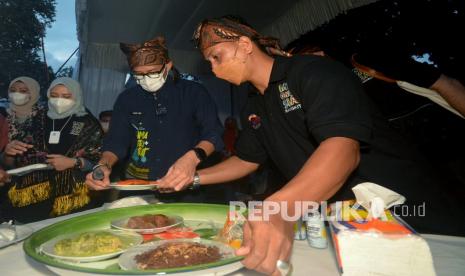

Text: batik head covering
xmin=47 ymin=77 xmax=88 ymax=120
xmin=192 ymin=16 xmax=290 ymax=57
xmin=8 ymin=76 xmax=41 ymax=119
xmin=120 ymin=36 xmax=170 ymax=69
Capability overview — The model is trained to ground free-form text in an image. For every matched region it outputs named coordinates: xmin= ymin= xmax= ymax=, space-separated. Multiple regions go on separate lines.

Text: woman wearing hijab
xmin=1 ymin=77 xmax=44 ymax=218
xmin=2 ymin=77 xmax=46 ymax=154
xmin=2 ymin=77 xmax=103 ymax=223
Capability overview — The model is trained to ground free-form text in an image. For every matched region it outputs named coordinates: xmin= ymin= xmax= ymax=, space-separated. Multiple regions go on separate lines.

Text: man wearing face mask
xmin=98 ymin=110 xmax=112 ymax=135
xmin=85 ymin=36 xmax=224 ymax=203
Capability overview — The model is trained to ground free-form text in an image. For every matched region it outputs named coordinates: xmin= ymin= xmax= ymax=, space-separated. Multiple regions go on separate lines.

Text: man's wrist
xmin=190 ymin=171 xmax=201 ymax=190
xmin=192 ymin=147 xmax=207 ymax=163
xmin=266 ymin=192 xmax=298 ymax=218
xmin=187 ymin=150 xmax=200 ymax=165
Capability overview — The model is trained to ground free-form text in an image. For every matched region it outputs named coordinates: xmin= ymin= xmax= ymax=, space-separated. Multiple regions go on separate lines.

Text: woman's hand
xmin=4 ymin=140 xmax=33 ymax=156
xmin=46 ymin=154 xmax=76 ymax=171
xmin=0 ymin=169 xmax=10 ymax=186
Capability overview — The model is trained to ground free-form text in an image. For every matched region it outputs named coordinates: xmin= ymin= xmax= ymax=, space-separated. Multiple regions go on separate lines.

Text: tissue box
xmin=328 ymin=201 xmax=436 ymax=276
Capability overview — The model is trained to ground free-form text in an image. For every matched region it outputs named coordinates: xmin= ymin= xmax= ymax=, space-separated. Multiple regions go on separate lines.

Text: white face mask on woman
xmin=136 ymin=68 xmax=168 ymax=92
xmin=49 ymin=98 xmax=75 ymax=114
xmin=9 ymin=92 xmax=30 ymax=106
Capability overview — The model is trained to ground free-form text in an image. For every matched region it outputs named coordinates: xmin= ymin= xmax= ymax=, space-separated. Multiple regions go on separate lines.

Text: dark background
xmin=284 ymin=0 xmax=465 ymax=195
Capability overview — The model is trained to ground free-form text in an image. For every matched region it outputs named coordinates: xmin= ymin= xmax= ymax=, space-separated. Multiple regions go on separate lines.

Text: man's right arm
xmin=99 ymin=151 xmax=120 ymax=169
xmin=155 ymin=155 xmax=259 ymax=191
xmin=197 ymin=156 xmax=260 ymax=185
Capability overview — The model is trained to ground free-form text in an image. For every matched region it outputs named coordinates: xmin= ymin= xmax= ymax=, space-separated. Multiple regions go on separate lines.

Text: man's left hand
xmin=236 ymin=212 xmax=295 ymax=275
xmin=157 ymin=150 xmax=199 ymax=192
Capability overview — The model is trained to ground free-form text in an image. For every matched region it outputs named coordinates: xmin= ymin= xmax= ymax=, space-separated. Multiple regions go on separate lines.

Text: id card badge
xmin=49 ymin=131 xmax=61 ymax=144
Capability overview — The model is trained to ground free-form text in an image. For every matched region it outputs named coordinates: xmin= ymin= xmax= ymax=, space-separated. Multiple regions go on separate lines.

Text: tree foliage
xmin=0 ymin=0 xmax=56 ymax=97
xmin=56 ymin=66 xmax=74 ymax=78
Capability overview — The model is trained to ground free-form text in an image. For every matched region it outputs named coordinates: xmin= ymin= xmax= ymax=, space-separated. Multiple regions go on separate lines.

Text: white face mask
xmin=100 ymin=122 xmax=109 ymax=133
xmin=9 ymin=92 xmax=30 ymax=106
xmin=49 ymin=98 xmax=75 ymax=114
xmin=136 ymin=68 xmax=167 ymax=92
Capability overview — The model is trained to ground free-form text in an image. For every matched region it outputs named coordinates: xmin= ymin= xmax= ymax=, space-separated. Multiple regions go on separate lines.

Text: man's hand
xmin=4 ymin=140 xmax=33 ymax=156
xmin=46 ymin=154 xmax=76 ymax=171
xmin=157 ymin=150 xmax=199 ymax=192
xmin=236 ymin=212 xmax=295 ymax=276
xmin=85 ymin=165 xmax=111 ymax=190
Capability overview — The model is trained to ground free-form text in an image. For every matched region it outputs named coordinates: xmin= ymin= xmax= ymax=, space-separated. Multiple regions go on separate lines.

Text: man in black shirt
xmin=156 ymin=17 xmax=465 ymax=275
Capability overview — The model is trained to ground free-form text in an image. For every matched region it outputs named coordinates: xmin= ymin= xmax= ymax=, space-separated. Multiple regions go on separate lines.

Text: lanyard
xmin=49 ymin=115 xmax=73 ymax=144
xmin=52 ymin=115 xmax=73 ymax=132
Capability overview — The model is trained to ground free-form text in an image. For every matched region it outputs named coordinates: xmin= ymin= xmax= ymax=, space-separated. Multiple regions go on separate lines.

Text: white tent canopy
xmin=75 ymin=0 xmax=377 ymax=116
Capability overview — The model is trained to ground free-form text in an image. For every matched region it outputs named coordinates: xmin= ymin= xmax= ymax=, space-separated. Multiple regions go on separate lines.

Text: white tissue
xmin=0 ymin=222 xmax=17 ymax=241
xmin=352 ymin=182 xmax=406 ymax=220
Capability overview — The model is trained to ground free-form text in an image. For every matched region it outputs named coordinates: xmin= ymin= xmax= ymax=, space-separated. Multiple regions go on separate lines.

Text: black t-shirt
xmin=235 ymin=56 xmax=465 ymax=235
xmin=236 ymin=56 xmax=465 ymax=235
xmin=237 ymin=55 xmax=417 ymax=189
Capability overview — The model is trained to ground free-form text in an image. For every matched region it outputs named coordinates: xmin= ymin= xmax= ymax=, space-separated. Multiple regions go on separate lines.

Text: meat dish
xmin=127 ymin=214 xmax=171 ymax=229
xmin=135 ymin=241 xmax=222 ymax=269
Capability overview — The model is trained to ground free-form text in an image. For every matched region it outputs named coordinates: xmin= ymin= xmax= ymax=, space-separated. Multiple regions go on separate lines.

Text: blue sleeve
xmin=102 ymin=92 xmax=132 ymax=160
xmin=192 ymin=84 xmax=224 ymax=151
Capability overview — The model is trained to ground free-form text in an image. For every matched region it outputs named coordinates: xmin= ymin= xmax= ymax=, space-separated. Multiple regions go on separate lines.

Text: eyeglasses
xmin=132 ymin=64 xmax=166 ymax=80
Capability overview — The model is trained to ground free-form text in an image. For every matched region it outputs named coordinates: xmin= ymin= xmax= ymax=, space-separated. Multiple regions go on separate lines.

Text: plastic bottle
xmin=305 ymin=211 xmax=328 ymax=249
xmin=294 ymin=217 xmax=307 ymax=240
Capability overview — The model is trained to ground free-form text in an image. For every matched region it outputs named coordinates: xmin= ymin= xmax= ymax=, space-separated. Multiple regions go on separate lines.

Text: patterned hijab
xmin=120 ymin=36 xmax=170 ymax=69
xmin=47 ymin=77 xmax=88 ymax=120
xmin=192 ymin=16 xmax=290 ymax=57
xmin=8 ymin=76 xmax=41 ymax=119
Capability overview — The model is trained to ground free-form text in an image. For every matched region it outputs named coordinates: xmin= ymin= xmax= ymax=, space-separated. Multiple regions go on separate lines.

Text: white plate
xmin=39 ymin=230 xmax=143 ymax=263
xmin=111 ymin=215 xmax=183 ymax=234
xmin=109 ymin=183 xmax=158 ymax=191
xmin=118 ymin=238 xmax=243 ymax=275
xmin=0 ymin=225 xmax=34 ymax=248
